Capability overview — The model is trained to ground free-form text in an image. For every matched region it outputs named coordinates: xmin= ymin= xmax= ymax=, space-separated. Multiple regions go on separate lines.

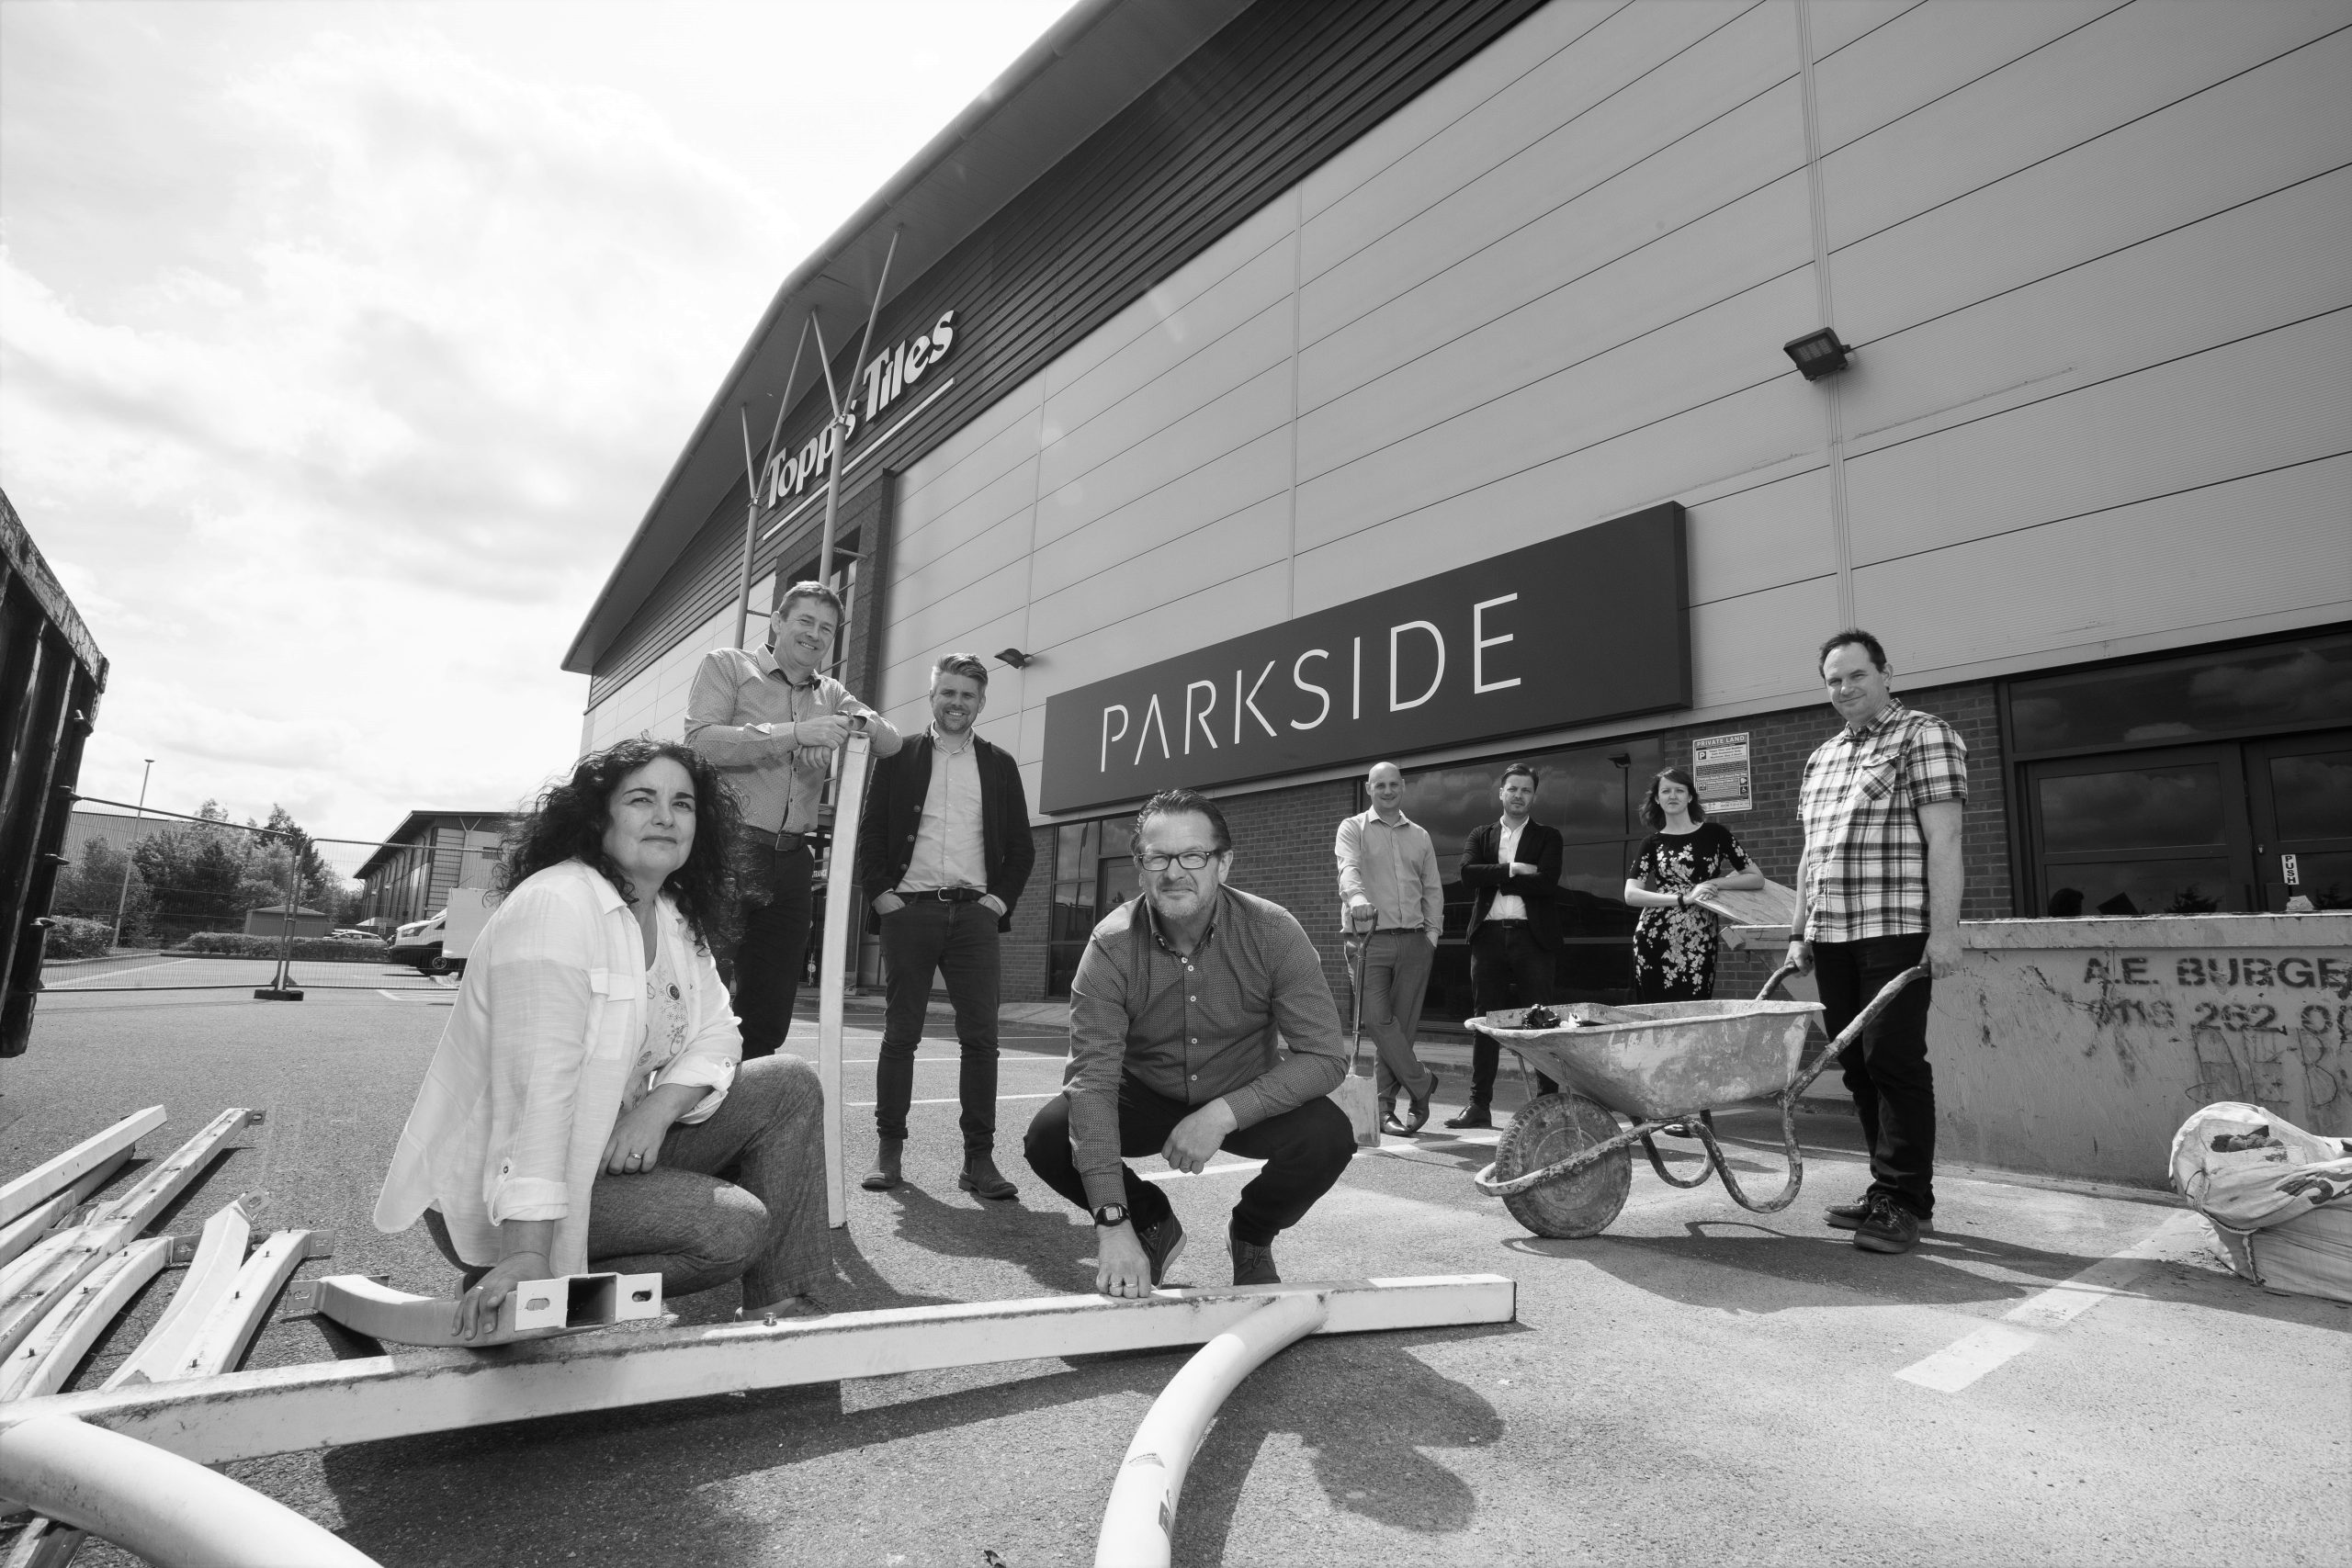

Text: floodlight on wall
xmin=995 ymin=648 xmax=1036 ymax=670
xmin=1783 ymin=329 xmax=1853 ymax=380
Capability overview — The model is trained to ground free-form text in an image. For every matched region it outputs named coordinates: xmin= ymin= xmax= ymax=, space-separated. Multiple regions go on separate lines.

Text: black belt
xmin=1482 ymin=918 xmax=1527 ymax=927
xmin=771 ymin=830 xmax=810 ymax=852
xmin=1374 ymin=926 xmax=1426 ymax=935
xmin=901 ymin=887 xmax=984 ymax=903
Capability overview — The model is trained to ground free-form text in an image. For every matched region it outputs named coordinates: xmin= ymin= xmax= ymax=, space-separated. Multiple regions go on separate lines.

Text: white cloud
xmin=2 ymin=0 xmax=1070 ymax=850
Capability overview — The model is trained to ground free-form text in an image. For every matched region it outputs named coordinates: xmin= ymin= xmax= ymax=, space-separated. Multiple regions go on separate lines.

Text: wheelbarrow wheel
xmin=1494 ymin=1092 xmax=1631 ymax=1238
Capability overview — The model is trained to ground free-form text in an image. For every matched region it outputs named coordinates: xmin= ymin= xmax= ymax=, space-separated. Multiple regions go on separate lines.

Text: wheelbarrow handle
xmin=1753 ymin=962 xmax=1801 ymax=1002
xmin=1787 ymin=964 xmax=1928 ymax=1100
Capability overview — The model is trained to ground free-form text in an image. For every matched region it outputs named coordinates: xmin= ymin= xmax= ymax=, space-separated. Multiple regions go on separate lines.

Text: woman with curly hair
xmin=375 ymin=738 xmax=831 ymax=1337
xmin=1621 ymin=765 xmax=1763 ymax=1004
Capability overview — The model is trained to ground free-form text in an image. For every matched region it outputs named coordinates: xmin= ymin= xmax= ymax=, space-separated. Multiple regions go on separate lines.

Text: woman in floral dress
xmin=1622 ymin=766 xmax=1763 ymax=1002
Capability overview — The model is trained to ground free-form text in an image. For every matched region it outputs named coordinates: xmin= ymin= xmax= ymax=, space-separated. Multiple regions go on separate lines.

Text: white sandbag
xmin=2172 ymin=1101 xmax=2352 ymax=1303
xmin=2168 ymin=1101 xmax=2352 ymax=1231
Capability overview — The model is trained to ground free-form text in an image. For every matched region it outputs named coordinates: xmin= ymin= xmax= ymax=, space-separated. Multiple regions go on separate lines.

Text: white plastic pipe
xmin=0 ymin=1414 xmax=379 ymax=1567
xmin=1093 ymin=1291 xmax=1329 ymax=1568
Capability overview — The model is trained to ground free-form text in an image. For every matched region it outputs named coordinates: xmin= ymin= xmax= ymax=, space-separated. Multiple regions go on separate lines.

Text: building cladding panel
xmin=586 ymin=0 xmax=2352 ymax=999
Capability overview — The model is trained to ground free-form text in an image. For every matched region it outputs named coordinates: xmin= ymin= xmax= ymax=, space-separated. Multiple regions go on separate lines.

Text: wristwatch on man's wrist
xmin=1091 ymin=1203 xmax=1129 ymax=1228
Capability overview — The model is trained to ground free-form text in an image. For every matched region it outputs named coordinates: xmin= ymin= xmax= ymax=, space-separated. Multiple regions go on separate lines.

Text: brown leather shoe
xmin=957 ymin=1153 xmax=1016 ymax=1201
xmin=861 ymin=1137 xmax=903 ymax=1191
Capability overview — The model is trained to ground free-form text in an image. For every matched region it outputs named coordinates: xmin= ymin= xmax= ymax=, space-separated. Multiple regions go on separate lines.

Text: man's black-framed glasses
xmin=1136 ymin=850 xmax=1220 ymax=873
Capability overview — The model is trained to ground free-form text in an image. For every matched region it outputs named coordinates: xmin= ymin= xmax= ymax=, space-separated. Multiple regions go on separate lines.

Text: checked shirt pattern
xmin=1798 ymin=700 xmax=1968 ymax=942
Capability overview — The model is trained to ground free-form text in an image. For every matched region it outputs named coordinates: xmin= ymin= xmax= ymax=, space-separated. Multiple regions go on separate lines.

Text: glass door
xmin=2026 ymin=743 xmax=2254 ymax=917
xmin=2249 ymin=729 xmax=2352 ymax=911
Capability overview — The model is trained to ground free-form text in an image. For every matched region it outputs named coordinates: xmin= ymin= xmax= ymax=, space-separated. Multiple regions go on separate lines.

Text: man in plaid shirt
xmin=1787 ymin=629 xmax=1966 ymax=1255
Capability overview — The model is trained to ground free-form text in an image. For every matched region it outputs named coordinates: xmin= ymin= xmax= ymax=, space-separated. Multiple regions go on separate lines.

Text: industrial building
xmin=565 ymin=0 xmax=2351 ymax=1010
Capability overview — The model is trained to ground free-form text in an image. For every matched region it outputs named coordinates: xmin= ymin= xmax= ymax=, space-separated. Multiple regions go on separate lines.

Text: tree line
xmin=49 ymin=802 xmax=359 ymax=947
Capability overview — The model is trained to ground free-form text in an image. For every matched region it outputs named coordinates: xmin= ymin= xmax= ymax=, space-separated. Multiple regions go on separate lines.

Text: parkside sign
xmin=1039 ymin=504 xmax=1690 ymax=812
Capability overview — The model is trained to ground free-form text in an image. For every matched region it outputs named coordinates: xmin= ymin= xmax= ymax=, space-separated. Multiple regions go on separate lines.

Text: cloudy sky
xmin=2 ymin=0 xmax=1070 ymax=876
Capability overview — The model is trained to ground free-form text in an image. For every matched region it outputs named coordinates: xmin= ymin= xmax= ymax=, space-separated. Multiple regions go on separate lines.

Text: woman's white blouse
xmin=372 ymin=859 xmax=741 ymax=1276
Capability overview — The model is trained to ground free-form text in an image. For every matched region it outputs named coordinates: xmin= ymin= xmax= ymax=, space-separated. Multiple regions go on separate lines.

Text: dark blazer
xmin=1459 ymin=818 xmax=1564 ymax=950
xmin=854 ymin=732 xmax=1035 ymax=931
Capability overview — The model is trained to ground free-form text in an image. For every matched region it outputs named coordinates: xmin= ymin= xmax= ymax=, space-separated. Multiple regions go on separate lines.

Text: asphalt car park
xmin=2 ymin=987 xmax=2344 ymax=1566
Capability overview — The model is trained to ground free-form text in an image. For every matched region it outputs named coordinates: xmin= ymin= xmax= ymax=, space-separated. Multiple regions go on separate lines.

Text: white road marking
xmin=46 ymin=958 xmax=194 ymax=988
xmin=1894 ymin=1211 xmax=2207 ymax=1393
xmin=842 ymin=1093 xmax=1058 ymax=1109
xmin=1142 ymin=1131 xmax=1504 ymax=1184
xmin=836 ymin=1056 xmax=1067 ymax=1066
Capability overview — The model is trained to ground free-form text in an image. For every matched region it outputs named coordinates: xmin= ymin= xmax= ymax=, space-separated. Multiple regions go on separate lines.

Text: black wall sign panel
xmin=1041 ymin=502 xmax=1690 ymax=812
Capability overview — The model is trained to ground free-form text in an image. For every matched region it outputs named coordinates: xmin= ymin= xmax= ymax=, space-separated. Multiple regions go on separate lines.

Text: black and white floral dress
xmin=1629 ymin=822 xmax=1750 ymax=1002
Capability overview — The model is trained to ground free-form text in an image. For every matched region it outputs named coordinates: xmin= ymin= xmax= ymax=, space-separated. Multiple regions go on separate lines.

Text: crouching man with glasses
xmin=1023 ymin=789 xmax=1355 ymax=1296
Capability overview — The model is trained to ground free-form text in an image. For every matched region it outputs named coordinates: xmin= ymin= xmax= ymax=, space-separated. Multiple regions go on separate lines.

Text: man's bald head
xmin=1367 ymin=761 xmax=1405 ymax=816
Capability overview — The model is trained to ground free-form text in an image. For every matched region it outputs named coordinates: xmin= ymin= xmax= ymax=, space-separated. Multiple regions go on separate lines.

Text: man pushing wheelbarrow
xmin=1471 ymin=629 xmax=1967 ymax=1256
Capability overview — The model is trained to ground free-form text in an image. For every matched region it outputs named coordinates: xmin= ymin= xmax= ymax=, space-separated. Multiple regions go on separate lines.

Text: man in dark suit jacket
xmin=854 ymin=653 xmax=1035 ymax=1199
xmin=1452 ymin=761 xmax=1563 ymax=1127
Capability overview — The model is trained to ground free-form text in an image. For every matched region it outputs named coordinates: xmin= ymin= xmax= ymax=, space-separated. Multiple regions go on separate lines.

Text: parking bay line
xmin=842 ymin=1093 xmax=1059 ymax=1109
xmin=1894 ymin=1210 xmax=2207 ymax=1393
xmin=1143 ymin=1130 xmax=1505 ymax=1184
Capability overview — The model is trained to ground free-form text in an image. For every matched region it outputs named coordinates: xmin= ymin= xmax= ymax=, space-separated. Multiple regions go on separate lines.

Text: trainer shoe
xmin=1824 ymin=1199 xmax=1871 ymax=1231
xmin=1136 ymin=1211 xmax=1187 ymax=1288
xmin=1229 ymin=1226 xmax=1281 ymax=1286
xmin=1850 ymin=1194 xmax=1921 ymax=1254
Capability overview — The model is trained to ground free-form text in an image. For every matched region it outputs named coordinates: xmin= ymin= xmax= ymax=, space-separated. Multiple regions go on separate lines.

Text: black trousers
xmin=1468 ymin=922 xmax=1558 ymax=1101
xmin=733 ymin=842 xmax=814 ymax=1060
xmin=1815 ymin=932 xmax=1936 ymax=1218
xmin=1023 ymin=1079 xmax=1353 ymax=1248
xmin=876 ymin=899 xmax=1001 ymax=1152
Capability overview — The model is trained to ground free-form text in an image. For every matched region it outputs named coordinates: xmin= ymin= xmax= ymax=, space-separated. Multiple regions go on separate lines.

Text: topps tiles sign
xmin=1040 ymin=503 xmax=1690 ymax=813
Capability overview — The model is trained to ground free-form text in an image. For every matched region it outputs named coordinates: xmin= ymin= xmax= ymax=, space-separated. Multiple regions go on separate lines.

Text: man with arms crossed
xmin=1786 ymin=629 xmax=1967 ymax=1255
xmin=854 ymin=653 xmax=1035 ymax=1201
xmin=1335 ymin=761 xmax=1445 ymax=1134
xmin=686 ymin=581 xmax=901 ymax=1057
xmin=1451 ymin=762 xmax=1564 ymax=1127
xmin=1023 ymin=789 xmax=1354 ymax=1294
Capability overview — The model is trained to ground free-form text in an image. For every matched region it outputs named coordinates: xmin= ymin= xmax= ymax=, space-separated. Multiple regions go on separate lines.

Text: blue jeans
xmin=424 ymin=1055 xmax=831 ymax=1307
xmin=876 ymin=898 xmax=1001 ymax=1153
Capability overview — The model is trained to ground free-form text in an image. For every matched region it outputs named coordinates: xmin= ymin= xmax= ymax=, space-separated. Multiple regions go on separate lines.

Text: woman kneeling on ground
xmin=374 ymin=738 xmax=830 ymax=1337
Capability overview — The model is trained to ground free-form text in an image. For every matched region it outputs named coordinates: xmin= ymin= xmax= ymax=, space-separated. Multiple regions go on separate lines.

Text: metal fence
xmin=40 ymin=952 xmax=451 ymax=996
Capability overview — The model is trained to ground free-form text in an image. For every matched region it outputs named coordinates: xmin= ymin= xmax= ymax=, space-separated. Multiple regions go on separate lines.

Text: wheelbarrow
xmin=1465 ymin=964 xmax=1924 ymax=1237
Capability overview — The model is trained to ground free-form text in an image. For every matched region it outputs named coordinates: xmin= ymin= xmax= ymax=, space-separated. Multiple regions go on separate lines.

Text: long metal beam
xmin=84 ymin=1108 xmax=257 ymax=1231
xmin=0 ymin=1237 xmax=175 ymax=1403
xmin=163 ymin=1230 xmax=323 ymax=1383
xmin=0 ymin=1276 xmax=1514 ymax=1467
xmin=101 ymin=1199 xmax=252 ymax=1389
xmin=0 ymin=1150 xmax=130 ymax=1274
xmin=0 ymin=1110 xmax=163 ymax=1230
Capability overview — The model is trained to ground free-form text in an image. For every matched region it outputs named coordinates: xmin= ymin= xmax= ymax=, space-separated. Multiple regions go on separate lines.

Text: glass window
xmin=2036 ymin=765 xmax=2225 ymax=853
xmin=2268 ymin=750 xmax=2352 ymax=841
xmin=2282 ymin=850 xmax=2352 ymax=910
xmin=2041 ymin=861 xmax=2236 ymax=919
xmin=2008 ymin=631 xmax=2352 ymax=756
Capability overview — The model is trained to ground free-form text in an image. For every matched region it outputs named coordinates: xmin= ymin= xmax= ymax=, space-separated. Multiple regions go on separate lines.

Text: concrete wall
xmin=1932 ymin=915 xmax=2352 ymax=1185
xmin=866 ymin=0 xmax=2351 ymax=818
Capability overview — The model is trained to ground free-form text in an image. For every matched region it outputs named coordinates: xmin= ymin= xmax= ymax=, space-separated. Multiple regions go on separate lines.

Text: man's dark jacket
xmin=1459 ymin=819 xmax=1565 ymax=949
xmin=854 ymin=732 xmax=1035 ymax=931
